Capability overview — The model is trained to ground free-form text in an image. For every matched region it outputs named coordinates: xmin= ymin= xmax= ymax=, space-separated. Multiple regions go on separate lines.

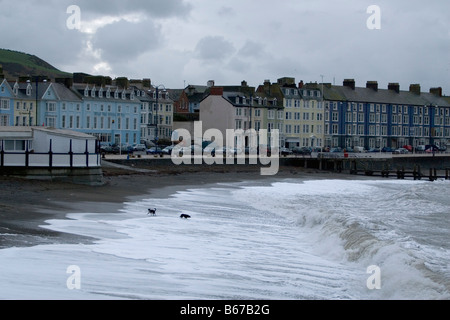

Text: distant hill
xmin=0 ymin=48 xmax=72 ymax=80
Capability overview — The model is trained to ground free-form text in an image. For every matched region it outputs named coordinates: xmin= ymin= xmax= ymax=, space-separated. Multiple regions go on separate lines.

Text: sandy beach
xmin=0 ymin=162 xmax=334 ymax=249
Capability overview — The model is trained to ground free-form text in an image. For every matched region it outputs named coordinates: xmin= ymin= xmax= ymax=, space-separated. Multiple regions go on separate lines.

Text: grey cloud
xmin=67 ymin=0 xmax=192 ymax=18
xmin=218 ymin=6 xmax=235 ymax=17
xmin=194 ymin=36 xmax=235 ymax=62
xmin=0 ymin=0 xmax=86 ymax=67
xmin=91 ymin=20 xmax=161 ymax=63
xmin=238 ymin=41 xmax=265 ymax=58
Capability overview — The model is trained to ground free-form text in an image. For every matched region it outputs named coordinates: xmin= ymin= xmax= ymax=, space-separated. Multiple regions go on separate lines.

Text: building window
xmin=277 ymin=111 xmax=283 ymax=120
xmin=1 ymin=115 xmax=10 ymax=126
xmin=46 ymin=117 xmax=56 ymax=127
xmin=46 ymin=102 xmax=56 ymax=112
xmin=4 ymin=140 xmax=27 ymax=151
xmin=0 ymin=99 xmax=9 ymax=110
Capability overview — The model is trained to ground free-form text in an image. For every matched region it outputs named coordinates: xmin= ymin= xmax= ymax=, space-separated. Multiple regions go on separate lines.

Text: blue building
xmin=71 ymin=83 xmax=142 ymax=147
xmin=321 ymin=80 xmax=450 ymax=150
xmin=1 ymin=79 xmax=143 ymax=148
xmin=0 ymin=79 xmax=15 ymax=126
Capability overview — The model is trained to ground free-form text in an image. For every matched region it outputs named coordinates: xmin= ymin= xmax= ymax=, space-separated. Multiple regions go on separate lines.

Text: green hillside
xmin=0 ymin=48 xmax=72 ymax=80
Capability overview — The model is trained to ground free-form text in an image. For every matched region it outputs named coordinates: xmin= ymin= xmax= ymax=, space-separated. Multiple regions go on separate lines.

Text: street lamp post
xmin=149 ymin=84 xmax=166 ymax=150
xmin=429 ymin=104 xmax=435 ymax=146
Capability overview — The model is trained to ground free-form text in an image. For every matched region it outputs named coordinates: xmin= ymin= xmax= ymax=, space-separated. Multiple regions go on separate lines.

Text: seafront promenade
xmin=102 ymin=151 xmax=450 ymax=180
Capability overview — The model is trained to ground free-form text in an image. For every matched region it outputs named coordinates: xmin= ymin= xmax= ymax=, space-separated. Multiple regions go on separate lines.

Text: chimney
xmin=142 ymin=78 xmax=151 ymax=88
xmin=388 ymin=83 xmax=400 ymax=93
xmin=343 ymin=79 xmax=355 ymax=90
xmin=409 ymin=84 xmax=421 ymax=95
xmin=298 ymin=80 xmax=304 ymax=89
xmin=207 ymin=80 xmax=215 ymax=88
xmin=55 ymin=77 xmax=73 ymax=89
xmin=429 ymin=87 xmax=442 ymax=97
xmin=210 ymin=87 xmax=223 ymax=96
xmin=366 ymin=81 xmax=378 ymax=91
xmin=241 ymin=80 xmax=248 ymax=87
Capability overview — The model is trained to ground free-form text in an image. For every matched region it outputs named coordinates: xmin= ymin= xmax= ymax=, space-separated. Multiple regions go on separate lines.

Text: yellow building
xmin=279 ymin=79 xmax=324 ymax=149
xmin=11 ymin=80 xmax=37 ymax=126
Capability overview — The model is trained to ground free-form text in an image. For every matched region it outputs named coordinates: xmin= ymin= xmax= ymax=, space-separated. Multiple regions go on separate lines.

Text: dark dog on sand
xmin=180 ymin=214 xmax=191 ymax=219
xmin=148 ymin=208 xmax=157 ymax=216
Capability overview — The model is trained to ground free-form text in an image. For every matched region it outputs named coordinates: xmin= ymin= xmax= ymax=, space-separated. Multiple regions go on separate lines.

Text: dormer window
xmin=106 ymin=88 xmax=111 ymax=98
xmin=131 ymin=91 xmax=135 ymax=100
xmin=13 ymin=82 xmax=19 ymax=95
xmin=114 ymin=89 xmax=119 ymax=99
xmin=121 ymin=89 xmax=126 ymax=100
xmin=91 ymin=86 xmax=96 ymax=98
xmin=26 ymin=83 xmax=32 ymax=96
xmin=98 ymin=87 xmax=103 ymax=98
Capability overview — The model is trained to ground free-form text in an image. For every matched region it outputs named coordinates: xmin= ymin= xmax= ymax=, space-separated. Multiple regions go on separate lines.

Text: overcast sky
xmin=1 ymin=0 xmax=449 ymax=94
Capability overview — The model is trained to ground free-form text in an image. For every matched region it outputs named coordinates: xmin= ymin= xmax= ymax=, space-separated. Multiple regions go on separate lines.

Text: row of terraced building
xmin=1 ymin=74 xmax=450 ymax=152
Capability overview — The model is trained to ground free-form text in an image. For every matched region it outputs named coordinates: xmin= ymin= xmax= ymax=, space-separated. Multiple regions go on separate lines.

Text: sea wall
xmin=105 ymin=155 xmax=450 ymax=172
xmin=0 ymin=166 xmax=104 ymax=185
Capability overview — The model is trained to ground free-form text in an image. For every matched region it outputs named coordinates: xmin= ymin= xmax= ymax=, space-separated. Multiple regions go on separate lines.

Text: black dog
xmin=180 ymin=214 xmax=191 ymax=219
xmin=148 ymin=208 xmax=157 ymax=216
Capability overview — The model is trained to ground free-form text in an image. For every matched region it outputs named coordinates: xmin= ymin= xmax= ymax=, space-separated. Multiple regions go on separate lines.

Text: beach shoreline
xmin=0 ymin=163 xmax=340 ymax=249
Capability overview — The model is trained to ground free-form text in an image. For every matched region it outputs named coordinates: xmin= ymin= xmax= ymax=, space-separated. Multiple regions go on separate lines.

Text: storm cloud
xmin=0 ymin=0 xmax=448 ymax=94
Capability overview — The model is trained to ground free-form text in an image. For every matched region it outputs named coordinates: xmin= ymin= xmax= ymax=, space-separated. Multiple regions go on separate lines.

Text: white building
xmin=0 ymin=126 xmax=102 ymax=184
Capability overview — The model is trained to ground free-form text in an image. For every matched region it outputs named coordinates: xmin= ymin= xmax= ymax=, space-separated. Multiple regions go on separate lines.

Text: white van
xmin=354 ymin=146 xmax=366 ymax=153
xmin=415 ymin=145 xmax=426 ymax=152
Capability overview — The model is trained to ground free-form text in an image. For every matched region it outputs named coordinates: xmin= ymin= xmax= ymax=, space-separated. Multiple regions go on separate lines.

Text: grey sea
xmin=1 ymin=176 xmax=449 ymax=300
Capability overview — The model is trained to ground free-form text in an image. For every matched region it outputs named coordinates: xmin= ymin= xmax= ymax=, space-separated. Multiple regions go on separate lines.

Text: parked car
xmin=280 ymin=147 xmax=293 ymax=156
xmin=425 ymin=145 xmax=439 ymax=153
xmin=292 ymin=147 xmax=312 ymax=155
xmin=162 ymin=145 xmax=174 ymax=155
xmin=245 ymin=146 xmax=258 ymax=155
xmin=368 ymin=148 xmax=380 ymax=153
xmin=329 ymin=147 xmax=343 ymax=153
xmin=100 ymin=144 xmax=120 ymax=154
xmin=121 ymin=144 xmax=133 ymax=153
xmin=343 ymin=147 xmax=354 ymax=153
xmin=203 ymin=145 xmax=218 ymax=156
xmin=353 ymin=146 xmax=366 ymax=153
xmin=132 ymin=144 xmax=147 ymax=152
xmin=257 ymin=145 xmax=272 ymax=156
xmin=402 ymin=145 xmax=413 ymax=152
xmin=381 ymin=147 xmax=396 ymax=153
xmin=415 ymin=145 xmax=426 ymax=153
xmin=146 ymin=147 xmax=163 ymax=155
xmin=393 ymin=148 xmax=409 ymax=154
